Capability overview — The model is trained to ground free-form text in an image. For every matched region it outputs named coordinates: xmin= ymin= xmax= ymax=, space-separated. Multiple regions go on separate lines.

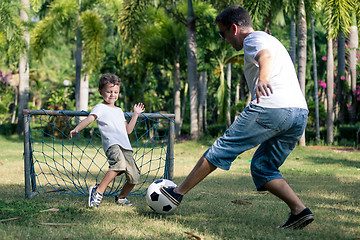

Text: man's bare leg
xmin=174 ymin=156 xmax=217 ymax=195
xmin=263 ymin=178 xmax=306 ymax=215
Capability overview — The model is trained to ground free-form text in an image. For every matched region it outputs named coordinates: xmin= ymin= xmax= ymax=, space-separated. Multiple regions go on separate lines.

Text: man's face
xmin=217 ymin=23 xmax=243 ymax=51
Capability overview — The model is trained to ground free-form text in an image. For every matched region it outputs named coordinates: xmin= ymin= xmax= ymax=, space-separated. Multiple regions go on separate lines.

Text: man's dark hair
xmin=98 ymin=73 xmax=121 ymax=90
xmin=215 ymin=5 xmax=252 ymax=29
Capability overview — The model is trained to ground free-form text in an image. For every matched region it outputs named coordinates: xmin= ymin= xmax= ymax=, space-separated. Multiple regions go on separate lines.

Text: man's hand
xmin=255 ymin=80 xmax=273 ymax=104
xmin=255 ymin=49 xmax=273 ymax=103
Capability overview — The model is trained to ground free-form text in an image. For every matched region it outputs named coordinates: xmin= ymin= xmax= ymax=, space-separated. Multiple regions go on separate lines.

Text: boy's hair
xmin=215 ymin=6 xmax=252 ymax=29
xmin=98 ymin=73 xmax=121 ymax=90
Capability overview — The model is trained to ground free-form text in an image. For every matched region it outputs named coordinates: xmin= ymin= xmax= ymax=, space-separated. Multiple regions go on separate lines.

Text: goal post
xmin=23 ymin=109 xmax=175 ymax=199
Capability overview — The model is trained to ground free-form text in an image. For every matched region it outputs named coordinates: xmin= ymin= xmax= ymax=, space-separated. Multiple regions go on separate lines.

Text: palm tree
xmin=0 ymin=0 xmax=27 ymax=129
xmin=326 ymin=37 xmax=334 ymax=144
xmin=297 ymin=0 xmax=307 ymax=146
xmin=310 ymin=10 xmax=320 ymax=143
xmin=32 ymin=0 xmax=106 ymax=113
xmin=348 ymin=12 xmax=358 ymax=124
xmin=324 ymin=0 xmax=354 ymax=144
xmin=139 ymin=6 xmax=186 ymax=137
xmin=187 ymin=0 xmax=199 ymax=140
xmin=16 ymin=0 xmax=30 ymax=134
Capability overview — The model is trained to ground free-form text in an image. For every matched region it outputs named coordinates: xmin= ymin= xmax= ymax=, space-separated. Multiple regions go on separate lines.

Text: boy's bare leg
xmin=174 ymin=156 xmax=217 ymax=195
xmin=263 ymin=178 xmax=306 ymax=215
xmin=118 ymin=182 xmax=135 ymax=198
xmin=96 ymin=170 xmax=119 ymax=194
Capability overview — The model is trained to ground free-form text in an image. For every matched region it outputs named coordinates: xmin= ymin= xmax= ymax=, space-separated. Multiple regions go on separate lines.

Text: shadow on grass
xmin=305 ymin=155 xmax=360 ymax=168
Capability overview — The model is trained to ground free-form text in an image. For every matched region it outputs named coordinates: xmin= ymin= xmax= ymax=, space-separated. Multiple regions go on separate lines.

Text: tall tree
xmin=310 ymin=11 xmax=320 ymax=142
xmin=16 ymin=0 xmax=30 ymax=134
xmin=139 ymin=5 xmax=186 ymax=137
xmin=297 ymin=0 xmax=307 ymax=146
xmin=0 ymin=0 xmax=26 ymax=126
xmin=32 ymin=0 xmax=106 ymax=113
xmin=187 ymin=0 xmax=199 ymax=140
xmin=326 ymin=37 xmax=334 ymax=144
xmin=324 ymin=0 xmax=354 ymax=143
xmin=348 ymin=12 xmax=358 ymax=124
xmin=226 ymin=63 xmax=231 ymax=127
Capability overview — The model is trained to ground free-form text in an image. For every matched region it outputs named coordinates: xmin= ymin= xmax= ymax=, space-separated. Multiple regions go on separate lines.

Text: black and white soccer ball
xmin=146 ymin=179 xmax=178 ymax=214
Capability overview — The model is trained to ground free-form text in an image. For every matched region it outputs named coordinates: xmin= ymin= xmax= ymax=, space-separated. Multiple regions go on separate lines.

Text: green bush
xmin=335 ymin=124 xmax=360 ymax=142
xmin=306 ymin=124 xmax=360 ymax=145
xmin=206 ymin=123 xmax=227 ymax=137
xmin=0 ymin=123 xmax=17 ymax=135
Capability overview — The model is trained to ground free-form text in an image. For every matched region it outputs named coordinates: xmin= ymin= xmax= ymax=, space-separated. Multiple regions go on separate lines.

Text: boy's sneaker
xmin=160 ymin=186 xmax=183 ymax=206
xmin=278 ymin=208 xmax=314 ymax=230
xmin=115 ymin=196 xmax=133 ymax=207
xmin=88 ymin=185 xmax=103 ymax=208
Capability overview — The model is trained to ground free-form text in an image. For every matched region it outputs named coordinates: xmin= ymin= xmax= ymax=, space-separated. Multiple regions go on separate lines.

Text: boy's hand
xmin=133 ymin=103 xmax=145 ymax=115
xmin=69 ymin=129 xmax=78 ymax=140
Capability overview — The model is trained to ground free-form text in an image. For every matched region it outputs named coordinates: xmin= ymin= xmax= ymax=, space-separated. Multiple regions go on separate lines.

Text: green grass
xmin=0 ymin=135 xmax=359 ymax=239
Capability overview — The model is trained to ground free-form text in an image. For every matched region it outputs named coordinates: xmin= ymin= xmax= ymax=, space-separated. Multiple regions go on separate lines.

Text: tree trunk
xmin=187 ymin=0 xmax=198 ymax=140
xmin=290 ymin=16 xmax=296 ymax=65
xmin=297 ymin=0 xmax=307 ymax=146
xmin=310 ymin=13 xmax=320 ymax=142
xmin=198 ymin=71 xmax=207 ymax=136
xmin=235 ymin=83 xmax=240 ymax=118
xmin=326 ymin=37 xmax=334 ymax=144
xmin=180 ymin=82 xmax=188 ymax=132
xmin=75 ymin=0 xmax=83 ymax=112
xmin=16 ymin=0 xmax=30 ymax=134
xmin=348 ymin=15 xmax=358 ymax=124
xmin=11 ymin=86 xmax=19 ymax=124
xmin=226 ymin=63 xmax=231 ymax=127
xmin=79 ymin=72 xmax=89 ymax=111
xmin=174 ymin=55 xmax=181 ymax=138
xmin=337 ymin=33 xmax=346 ymax=124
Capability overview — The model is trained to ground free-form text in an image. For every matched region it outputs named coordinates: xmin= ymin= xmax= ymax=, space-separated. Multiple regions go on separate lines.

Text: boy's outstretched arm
xmin=126 ymin=103 xmax=145 ymax=134
xmin=69 ymin=114 xmax=97 ymax=140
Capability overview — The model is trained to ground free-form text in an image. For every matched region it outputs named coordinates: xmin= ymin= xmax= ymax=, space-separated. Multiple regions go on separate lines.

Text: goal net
xmin=23 ymin=109 xmax=175 ymax=198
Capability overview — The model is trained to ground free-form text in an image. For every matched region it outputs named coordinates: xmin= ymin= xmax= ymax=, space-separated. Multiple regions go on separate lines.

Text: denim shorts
xmin=204 ymin=104 xmax=308 ymax=191
xmin=106 ymin=145 xmax=140 ymax=184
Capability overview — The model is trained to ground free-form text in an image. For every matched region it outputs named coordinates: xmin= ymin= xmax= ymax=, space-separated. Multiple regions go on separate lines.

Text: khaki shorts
xmin=105 ymin=145 xmax=140 ymax=185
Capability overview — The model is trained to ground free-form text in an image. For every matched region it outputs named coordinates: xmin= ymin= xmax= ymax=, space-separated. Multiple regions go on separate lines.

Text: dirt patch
xmin=308 ymin=146 xmax=359 ymax=153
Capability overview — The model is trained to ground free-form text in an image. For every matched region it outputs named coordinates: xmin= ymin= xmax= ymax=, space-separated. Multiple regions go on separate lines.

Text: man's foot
xmin=160 ymin=186 xmax=183 ymax=206
xmin=88 ymin=185 xmax=103 ymax=208
xmin=278 ymin=208 xmax=314 ymax=230
xmin=115 ymin=196 xmax=133 ymax=207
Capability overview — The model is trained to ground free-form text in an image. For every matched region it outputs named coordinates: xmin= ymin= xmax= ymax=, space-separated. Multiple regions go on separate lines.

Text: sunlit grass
xmin=0 ymin=135 xmax=359 ymax=239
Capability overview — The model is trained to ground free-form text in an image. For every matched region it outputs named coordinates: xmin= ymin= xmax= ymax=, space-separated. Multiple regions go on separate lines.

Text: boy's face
xmin=99 ymin=83 xmax=120 ymax=107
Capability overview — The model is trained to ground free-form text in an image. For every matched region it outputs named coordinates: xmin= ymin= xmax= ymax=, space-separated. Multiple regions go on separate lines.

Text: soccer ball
xmin=146 ymin=179 xmax=178 ymax=214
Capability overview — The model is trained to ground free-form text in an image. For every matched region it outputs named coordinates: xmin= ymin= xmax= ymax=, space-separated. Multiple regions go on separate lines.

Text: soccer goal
xmin=23 ymin=109 xmax=175 ymax=199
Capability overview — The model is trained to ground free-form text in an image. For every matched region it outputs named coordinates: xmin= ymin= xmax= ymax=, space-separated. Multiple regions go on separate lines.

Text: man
xmin=161 ymin=5 xmax=314 ymax=229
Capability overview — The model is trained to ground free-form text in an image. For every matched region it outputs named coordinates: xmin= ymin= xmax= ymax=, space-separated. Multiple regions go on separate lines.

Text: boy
xmin=69 ymin=73 xmax=145 ymax=208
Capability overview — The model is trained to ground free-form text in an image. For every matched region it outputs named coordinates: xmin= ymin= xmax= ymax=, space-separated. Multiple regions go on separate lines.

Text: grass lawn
xmin=0 ymin=134 xmax=359 ymax=239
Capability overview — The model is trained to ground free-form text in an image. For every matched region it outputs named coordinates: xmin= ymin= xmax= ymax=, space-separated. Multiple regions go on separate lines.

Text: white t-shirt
xmin=90 ymin=103 xmax=132 ymax=152
xmin=243 ymin=31 xmax=308 ymax=109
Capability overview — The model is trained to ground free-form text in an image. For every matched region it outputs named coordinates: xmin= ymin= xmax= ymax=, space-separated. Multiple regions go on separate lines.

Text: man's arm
xmin=255 ymin=49 xmax=273 ymax=103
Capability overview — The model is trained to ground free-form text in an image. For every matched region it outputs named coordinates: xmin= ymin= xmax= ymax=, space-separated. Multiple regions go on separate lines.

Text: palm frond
xmin=80 ymin=10 xmax=106 ymax=72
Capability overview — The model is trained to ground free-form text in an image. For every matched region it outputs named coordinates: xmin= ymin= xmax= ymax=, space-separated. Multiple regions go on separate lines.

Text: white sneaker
xmin=88 ymin=186 xmax=103 ymax=208
xmin=115 ymin=196 xmax=133 ymax=206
